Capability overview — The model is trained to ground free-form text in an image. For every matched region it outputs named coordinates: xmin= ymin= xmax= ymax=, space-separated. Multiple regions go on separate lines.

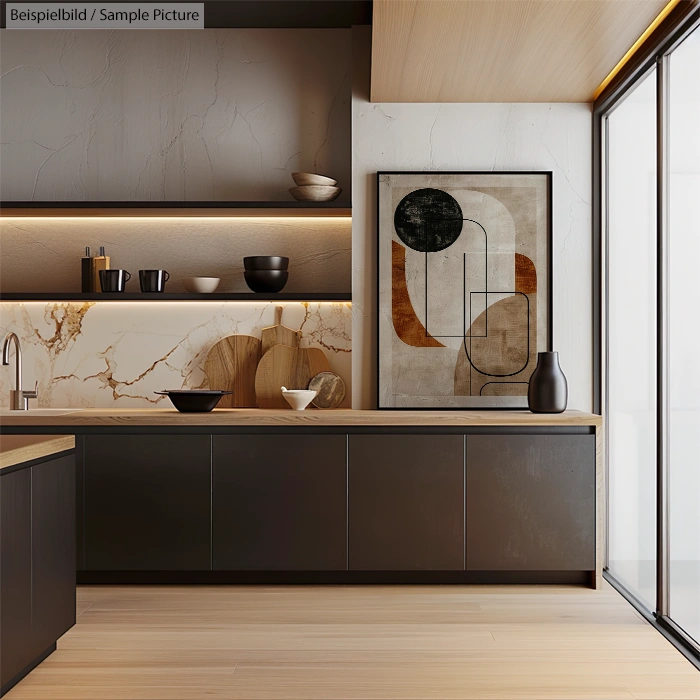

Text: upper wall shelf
xmin=0 ymin=201 xmax=352 ymax=218
xmin=0 ymin=293 xmax=352 ymax=303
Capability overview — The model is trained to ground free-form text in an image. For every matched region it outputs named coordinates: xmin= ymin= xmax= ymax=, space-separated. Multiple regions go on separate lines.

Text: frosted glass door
xmin=607 ymin=71 xmax=657 ymax=611
xmin=669 ymin=25 xmax=700 ymax=645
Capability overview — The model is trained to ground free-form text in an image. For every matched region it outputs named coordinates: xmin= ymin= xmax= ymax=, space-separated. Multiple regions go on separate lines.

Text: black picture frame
xmin=376 ymin=170 xmax=553 ymax=410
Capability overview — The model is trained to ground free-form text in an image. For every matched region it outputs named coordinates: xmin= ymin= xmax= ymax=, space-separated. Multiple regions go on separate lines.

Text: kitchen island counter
xmin=0 ymin=435 xmax=75 ymax=697
xmin=0 ymin=435 xmax=75 ymax=470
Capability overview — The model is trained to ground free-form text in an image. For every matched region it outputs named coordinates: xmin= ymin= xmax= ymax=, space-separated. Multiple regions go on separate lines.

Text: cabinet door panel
xmin=466 ymin=434 xmax=595 ymax=570
xmin=213 ymin=435 xmax=347 ymax=570
xmin=32 ymin=455 xmax=76 ymax=656
xmin=85 ymin=435 xmax=211 ymax=570
xmin=0 ymin=469 xmax=32 ymax=688
xmin=349 ymin=435 xmax=464 ymax=571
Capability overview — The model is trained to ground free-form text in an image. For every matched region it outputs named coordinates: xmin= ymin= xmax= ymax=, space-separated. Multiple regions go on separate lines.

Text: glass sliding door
xmin=601 ymin=9 xmax=700 ymax=661
xmin=606 ymin=71 xmax=658 ymax=612
xmin=669 ymin=25 xmax=700 ymax=646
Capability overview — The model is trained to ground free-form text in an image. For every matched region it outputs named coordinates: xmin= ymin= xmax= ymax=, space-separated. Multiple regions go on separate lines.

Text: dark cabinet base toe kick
xmin=75 ymin=430 xmax=600 ymax=588
xmin=77 ymin=571 xmax=594 ymax=586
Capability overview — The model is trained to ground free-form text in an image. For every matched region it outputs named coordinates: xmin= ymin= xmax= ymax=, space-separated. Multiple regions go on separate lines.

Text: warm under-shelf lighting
xmin=0 ymin=216 xmax=350 ymax=222
xmin=592 ymin=0 xmax=681 ymax=100
xmin=3 ymin=301 xmax=351 ymax=306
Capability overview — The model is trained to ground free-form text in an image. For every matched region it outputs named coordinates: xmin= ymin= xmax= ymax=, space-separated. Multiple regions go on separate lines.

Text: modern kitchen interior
xmin=0 ymin=1 xmax=699 ymax=698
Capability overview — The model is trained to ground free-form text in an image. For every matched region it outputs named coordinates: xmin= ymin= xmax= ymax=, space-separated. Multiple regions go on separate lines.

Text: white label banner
xmin=5 ymin=3 xmax=204 ymax=28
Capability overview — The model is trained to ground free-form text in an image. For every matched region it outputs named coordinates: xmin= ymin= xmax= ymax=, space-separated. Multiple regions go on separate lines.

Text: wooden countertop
xmin=0 ymin=408 xmax=601 ymax=428
xmin=0 ymin=435 xmax=76 ymax=470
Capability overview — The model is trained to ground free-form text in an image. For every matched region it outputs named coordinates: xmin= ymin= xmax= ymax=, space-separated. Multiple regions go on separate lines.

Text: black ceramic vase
xmin=527 ymin=351 xmax=568 ymax=413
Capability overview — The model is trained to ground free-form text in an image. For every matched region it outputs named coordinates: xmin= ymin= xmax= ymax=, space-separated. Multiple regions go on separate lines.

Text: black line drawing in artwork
xmin=479 ymin=382 xmax=530 ymax=396
xmin=423 ymin=219 xmax=489 ymax=339
xmin=410 ymin=207 xmax=531 ymax=389
xmin=464 ymin=291 xmax=530 ymax=378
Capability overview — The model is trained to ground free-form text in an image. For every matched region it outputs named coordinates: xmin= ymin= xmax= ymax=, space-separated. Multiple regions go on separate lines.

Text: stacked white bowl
xmin=289 ymin=173 xmax=342 ymax=202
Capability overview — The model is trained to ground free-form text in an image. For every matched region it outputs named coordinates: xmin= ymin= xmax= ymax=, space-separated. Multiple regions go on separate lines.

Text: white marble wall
xmin=351 ymin=27 xmax=593 ymax=410
xmin=0 ymin=302 xmax=351 ymax=408
xmin=0 ymin=29 xmax=351 ymax=200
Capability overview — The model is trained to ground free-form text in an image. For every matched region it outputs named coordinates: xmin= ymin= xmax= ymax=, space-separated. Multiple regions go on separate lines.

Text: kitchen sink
xmin=0 ymin=408 xmax=85 ymax=416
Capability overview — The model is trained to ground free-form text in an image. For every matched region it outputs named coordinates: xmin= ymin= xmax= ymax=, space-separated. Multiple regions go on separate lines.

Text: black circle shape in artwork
xmin=394 ymin=188 xmax=463 ymax=252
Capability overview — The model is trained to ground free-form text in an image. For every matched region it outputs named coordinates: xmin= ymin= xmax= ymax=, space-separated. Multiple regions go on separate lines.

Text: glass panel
xmin=607 ymin=70 xmax=657 ymax=610
xmin=669 ymin=25 xmax=700 ymax=646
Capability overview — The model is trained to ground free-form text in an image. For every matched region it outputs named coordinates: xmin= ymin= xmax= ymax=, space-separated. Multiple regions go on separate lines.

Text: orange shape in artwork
xmin=392 ymin=240 xmax=444 ymax=348
xmin=515 ymin=253 xmax=537 ymax=294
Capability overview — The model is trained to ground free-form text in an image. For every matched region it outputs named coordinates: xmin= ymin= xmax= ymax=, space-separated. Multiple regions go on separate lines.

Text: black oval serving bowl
xmin=155 ymin=390 xmax=232 ymax=412
xmin=244 ymin=256 xmax=289 ymax=270
xmin=244 ymin=269 xmax=289 ymax=293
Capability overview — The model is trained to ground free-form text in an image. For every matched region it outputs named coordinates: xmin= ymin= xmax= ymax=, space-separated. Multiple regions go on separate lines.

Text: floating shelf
xmin=0 ymin=293 xmax=352 ymax=302
xmin=0 ymin=201 xmax=352 ymax=218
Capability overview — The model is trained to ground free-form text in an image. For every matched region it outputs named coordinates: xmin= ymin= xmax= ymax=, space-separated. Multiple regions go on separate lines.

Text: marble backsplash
xmin=0 ymin=302 xmax=352 ymax=408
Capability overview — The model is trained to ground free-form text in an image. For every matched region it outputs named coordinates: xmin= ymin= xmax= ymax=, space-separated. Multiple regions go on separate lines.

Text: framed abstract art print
xmin=377 ymin=171 xmax=552 ymax=409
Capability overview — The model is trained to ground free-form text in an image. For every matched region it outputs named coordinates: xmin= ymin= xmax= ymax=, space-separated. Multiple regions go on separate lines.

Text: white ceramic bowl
xmin=292 ymin=172 xmax=338 ymax=187
xmin=281 ymin=387 xmax=317 ymax=411
xmin=289 ymin=185 xmax=342 ymax=202
xmin=183 ymin=277 xmax=220 ymax=293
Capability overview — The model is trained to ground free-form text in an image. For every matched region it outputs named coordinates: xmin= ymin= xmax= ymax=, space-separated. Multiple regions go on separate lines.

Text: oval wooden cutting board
xmin=205 ymin=335 xmax=262 ymax=408
xmin=255 ymin=344 xmax=331 ymax=409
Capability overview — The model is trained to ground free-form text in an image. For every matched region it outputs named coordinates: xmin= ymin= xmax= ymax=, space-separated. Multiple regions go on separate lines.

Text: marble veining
xmin=0 ymin=302 xmax=352 ymax=408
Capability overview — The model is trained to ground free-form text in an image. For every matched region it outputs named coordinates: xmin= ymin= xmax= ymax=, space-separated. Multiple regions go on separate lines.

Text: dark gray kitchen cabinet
xmin=466 ymin=434 xmax=596 ymax=571
xmin=31 ymin=455 xmax=76 ymax=657
xmin=213 ymin=435 xmax=347 ymax=570
xmin=348 ymin=434 xmax=464 ymax=570
xmin=84 ymin=435 xmax=211 ymax=570
xmin=0 ymin=468 xmax=32 ymax=689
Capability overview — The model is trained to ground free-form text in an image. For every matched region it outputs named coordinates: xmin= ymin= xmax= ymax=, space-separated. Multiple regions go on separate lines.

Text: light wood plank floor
xmin=7 ymin=582 xmax=699 ymax=699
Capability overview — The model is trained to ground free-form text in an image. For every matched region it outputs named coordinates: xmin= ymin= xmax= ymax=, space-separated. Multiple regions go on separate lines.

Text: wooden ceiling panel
xmin=371 ymin=0 xmax=675 ymax=102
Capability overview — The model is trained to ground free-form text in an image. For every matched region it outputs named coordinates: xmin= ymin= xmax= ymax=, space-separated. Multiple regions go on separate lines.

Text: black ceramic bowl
xmin=155 ymin=390 xmax=232 ymax=412
xmin=244 ymin=269 xmax=289 ymax=293
xmin=243 ymin=256 xmax=290 ymax=271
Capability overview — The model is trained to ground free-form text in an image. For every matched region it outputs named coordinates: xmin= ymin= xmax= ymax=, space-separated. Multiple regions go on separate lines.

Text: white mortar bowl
xmin=281 ymin=387 xmax=317 ymax=411
xmin=183 ymin=277 xmax=220 ymax=293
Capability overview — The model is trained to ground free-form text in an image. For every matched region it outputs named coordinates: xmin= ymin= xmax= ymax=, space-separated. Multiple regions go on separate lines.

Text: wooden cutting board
xmin=308 ymin=371 xmax=346 ymax=409
xmin=255 ymin=344 xmax=331 ymax=409
xmin=204 ymin=335 xmax=262 ymax=408
xmin=261 ymin=306 xmax=300 ymax=356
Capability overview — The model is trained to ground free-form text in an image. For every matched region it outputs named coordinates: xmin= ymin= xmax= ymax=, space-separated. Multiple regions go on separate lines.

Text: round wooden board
xmin=255 ymin=345 xmax=331 ymax=409
xmin=308 ymin=371 xmax=346 ymax=409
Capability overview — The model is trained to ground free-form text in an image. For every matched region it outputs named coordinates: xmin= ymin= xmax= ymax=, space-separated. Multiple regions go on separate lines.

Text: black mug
xmin=99 ymin=269 xmax=131 ymax=293
xmin=139 ymin=269 xmax=170 ymax=292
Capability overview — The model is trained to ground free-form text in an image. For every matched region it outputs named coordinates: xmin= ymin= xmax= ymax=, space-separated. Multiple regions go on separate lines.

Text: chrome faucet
xmin=2 ymin=333 xmax=38 ymax=410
